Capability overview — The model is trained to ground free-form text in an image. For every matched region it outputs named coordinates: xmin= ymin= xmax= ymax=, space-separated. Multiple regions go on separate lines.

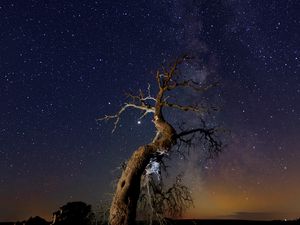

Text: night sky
xmin=1 ymin=0 xmax=300 ymax=222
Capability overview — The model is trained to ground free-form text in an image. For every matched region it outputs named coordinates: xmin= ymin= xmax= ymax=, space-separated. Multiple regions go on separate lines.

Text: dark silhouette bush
xmin=25 ymin=216 xmax=49 ymax=225
xmin=52 ymin=201 xmax=94 ymax=225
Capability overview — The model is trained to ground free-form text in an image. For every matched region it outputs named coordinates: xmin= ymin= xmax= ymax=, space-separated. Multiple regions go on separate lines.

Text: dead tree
xmin=99 ymin=56 xmax=222 ymax=225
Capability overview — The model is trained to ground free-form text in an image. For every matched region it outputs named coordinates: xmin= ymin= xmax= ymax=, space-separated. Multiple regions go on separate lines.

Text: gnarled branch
xmin=162 ymin=102 xmax=206 ymax=114
xmin=98 ymin=103 xmax=155 ymax=133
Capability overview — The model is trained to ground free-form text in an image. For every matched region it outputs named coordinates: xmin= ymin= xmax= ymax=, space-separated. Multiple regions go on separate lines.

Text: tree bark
xmin=104 ymin=56 xmax=220 ymax=225
xmin=109 ymin=118 xmax=176 ymax=225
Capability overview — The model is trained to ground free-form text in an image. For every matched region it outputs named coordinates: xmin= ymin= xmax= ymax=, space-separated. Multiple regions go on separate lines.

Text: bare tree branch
xmin=167 ymin=80 xmax=219 ymax=93
xmin=177 ymin=126 xmax=222 ymax=156
xmin=139 ymin=172 xmax=193 ymax=222
xmin=98 ymin=103 xmax=155 ymax=133
xmin=162 ymin=102 xmax=206 ymax=114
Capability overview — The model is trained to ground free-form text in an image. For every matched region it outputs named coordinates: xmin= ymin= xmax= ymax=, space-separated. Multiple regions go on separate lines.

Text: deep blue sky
xmin=0 ymin=0 xmax=299 ymax=221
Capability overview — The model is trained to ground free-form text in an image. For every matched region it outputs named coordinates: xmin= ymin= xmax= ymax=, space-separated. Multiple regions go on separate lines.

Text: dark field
xmin=137 ymin=219 xmax=300 ymax=225
xmin=1 ymin=219 xmax=300 ymax=225
xmin=165 ymin=219 xmax=300 ymax=225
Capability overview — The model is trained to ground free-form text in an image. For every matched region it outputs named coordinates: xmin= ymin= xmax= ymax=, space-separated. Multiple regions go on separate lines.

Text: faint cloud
xmin=219 ymin=211 xmax=290 ymax=220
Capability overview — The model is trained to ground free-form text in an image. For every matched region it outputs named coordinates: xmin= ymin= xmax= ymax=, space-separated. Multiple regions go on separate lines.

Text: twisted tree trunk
xmin=109 ymin=114 xmax=176 ymax=225
xmin=100 ymin=56 xmax=222 ymax=225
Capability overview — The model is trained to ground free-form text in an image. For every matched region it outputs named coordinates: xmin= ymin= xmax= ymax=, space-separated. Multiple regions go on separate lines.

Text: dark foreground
xmin=139 ymin=219 xmax=300 ymax=225
xmin=1 ymin=219 xmax=300 ymax=225
xmin=171 ymin=219 xmax=299 ymax=225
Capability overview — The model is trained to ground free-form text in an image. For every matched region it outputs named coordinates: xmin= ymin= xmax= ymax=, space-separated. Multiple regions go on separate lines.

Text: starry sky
xmin=0 ymin=0 xmax=300 ymax=222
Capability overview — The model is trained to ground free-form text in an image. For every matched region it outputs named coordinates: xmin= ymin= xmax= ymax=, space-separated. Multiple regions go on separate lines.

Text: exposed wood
xmin=99 ymin=56 xmax=222 ymax=225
